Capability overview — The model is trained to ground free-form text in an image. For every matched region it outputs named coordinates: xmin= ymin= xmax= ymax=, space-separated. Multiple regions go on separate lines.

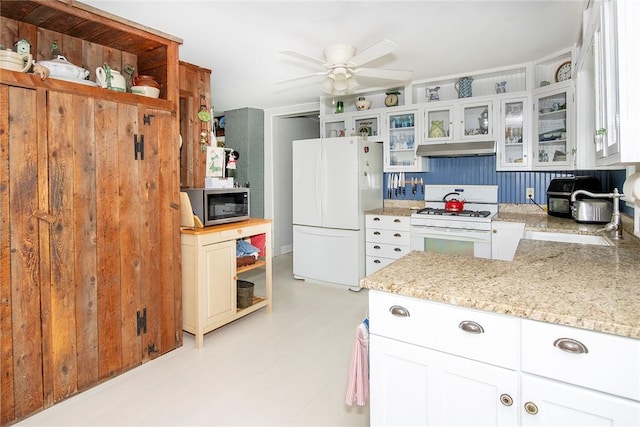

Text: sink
xmin=523 ymin=231 xmax=614 ymax=246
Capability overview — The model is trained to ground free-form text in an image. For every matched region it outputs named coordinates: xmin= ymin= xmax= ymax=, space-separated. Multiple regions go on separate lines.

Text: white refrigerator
xmin=292 ymin=136 xmax=383 ymax=290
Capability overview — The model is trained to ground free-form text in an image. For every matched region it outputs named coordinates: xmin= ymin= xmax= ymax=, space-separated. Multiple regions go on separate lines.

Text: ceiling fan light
xmin=321 ymin=76 xmax=334 ymax=94
xmin=333 ymin=74 xmax=348 ymax=91
xmin=347 ymin=76 xmax=359 ymax=91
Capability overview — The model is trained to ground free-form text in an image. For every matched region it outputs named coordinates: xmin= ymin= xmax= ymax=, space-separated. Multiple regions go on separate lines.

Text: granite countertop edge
xmin=362 ymin=204 xmax=640 ymax=339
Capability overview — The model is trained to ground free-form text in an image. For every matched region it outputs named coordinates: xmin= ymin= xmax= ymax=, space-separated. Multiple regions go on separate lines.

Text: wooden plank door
xmin=137 ymin=107 xmax=181 ymax=361
xmin=45 ymin=91 xmax=99 ymax=402
xmin=1 ymin=85 xmax=46 ymax=424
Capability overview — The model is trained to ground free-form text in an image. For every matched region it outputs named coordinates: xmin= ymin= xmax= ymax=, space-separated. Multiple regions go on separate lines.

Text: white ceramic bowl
xmin=0 ymin=51 xmax=32 ymax=72
xmin=355 ymin=99 xmax=372 ymax=110
xmin=131 ymin=85 xmax=160 ymax=98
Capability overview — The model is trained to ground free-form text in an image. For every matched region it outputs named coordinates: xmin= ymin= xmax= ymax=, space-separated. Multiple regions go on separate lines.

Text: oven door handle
xmin=411 ymin=226 xmax=491 ymax=243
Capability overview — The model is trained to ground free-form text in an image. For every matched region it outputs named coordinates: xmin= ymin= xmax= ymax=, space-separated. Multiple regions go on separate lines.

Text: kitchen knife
xmin=412 ymin=177 xmax=417 ymax=195
xmin=393 ymin=174 xmax=398 ymax=197
xmin=387 ymin=175 xmax=392 ymax=198
xmin=400 ymin=172 xmax=405 ymax=196
xmin=420 ymin=177 xmax=424 ymax=194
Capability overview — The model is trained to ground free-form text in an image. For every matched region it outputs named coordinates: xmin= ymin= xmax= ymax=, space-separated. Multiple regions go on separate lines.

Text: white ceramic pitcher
xmin=96 ymin=65 xmax=126 ymax=91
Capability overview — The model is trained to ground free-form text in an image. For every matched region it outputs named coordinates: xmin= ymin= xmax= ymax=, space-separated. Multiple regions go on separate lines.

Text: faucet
xmin=570 ymin=188 xmax=624 ymax=239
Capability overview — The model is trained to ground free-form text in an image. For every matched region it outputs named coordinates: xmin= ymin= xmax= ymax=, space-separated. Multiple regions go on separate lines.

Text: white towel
xmin=345 ymin=321 xmax=369 ymax=406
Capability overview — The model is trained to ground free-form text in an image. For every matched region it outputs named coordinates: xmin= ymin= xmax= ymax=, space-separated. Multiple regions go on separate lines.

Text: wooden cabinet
xmin=1 ymin=2 xmax=182 ymax=425
xmin=369 ymin=290 xmax=640 ymax=427
xmin=1 ymin=84 xmax=181 ymax=426
xmin=365 ymin=214 xmax=411 ymax=275
xmin=179 ymin=61 xmax=211 ymax=188
xmin=181 ymin=219 xmax=272 ymax=349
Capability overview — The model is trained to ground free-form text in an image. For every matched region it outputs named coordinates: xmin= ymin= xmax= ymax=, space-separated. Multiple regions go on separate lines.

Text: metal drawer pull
xmin=458 ymin=320 xmax=485 ymax=334
xmin=373 ymin=259 xmax=381 ymax=264
xmin=389 ymin=305 xmax=410 ymax=317
xmin=373 ymin=245 xmax=381 ymax=249
xmin=374 ymin=231 xmax=381 ymax=235
xmin=524 ymin=401 xmax=538 ymax=415
xmin=373 ymin=217 xmax=381 ymax=221
xmin=500 ymin=394 xmax=513 ymax=407
xmin=394 ymin=233 xmax=402 ymax=237
xmin=393 ymin=247 xmax=402 ymax=252
xmin=553 ymin=338 xmax=589 ymax=354
xmin=393 ymin=219 xmax=401 ymax=223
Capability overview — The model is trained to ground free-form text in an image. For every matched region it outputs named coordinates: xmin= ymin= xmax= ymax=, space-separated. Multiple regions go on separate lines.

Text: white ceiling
xmin=82 ymin=0 xmax=586 ymax=114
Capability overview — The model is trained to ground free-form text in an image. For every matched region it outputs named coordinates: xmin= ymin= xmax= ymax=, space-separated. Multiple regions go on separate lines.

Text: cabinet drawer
xmin=219 ymin=223 xmax=263 ymax=240
xmin=366 ymin=242 xmax=411 ymax=259
xmin=366 ymin=256 xmax=396 ymax=275
xmin=366 ymin=215 xmax=411 ymax=231
xmin=521 ymin=319 xmax=640 ymax=401
xmin=369 ymin=291 xmax=519 ymax=369
xmin=366 ymin=228 xmax=411 ymax=245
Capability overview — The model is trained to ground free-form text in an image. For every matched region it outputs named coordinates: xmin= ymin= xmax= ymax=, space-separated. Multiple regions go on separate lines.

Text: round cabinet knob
xmin=524 ymin=401 xmax=539 ymax=415
xmin=500 ymin=394 xmax=513 ymax=407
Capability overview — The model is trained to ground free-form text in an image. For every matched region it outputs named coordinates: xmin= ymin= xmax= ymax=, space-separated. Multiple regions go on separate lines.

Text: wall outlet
xmin=526 ymin=187 xmax=535 ymax=200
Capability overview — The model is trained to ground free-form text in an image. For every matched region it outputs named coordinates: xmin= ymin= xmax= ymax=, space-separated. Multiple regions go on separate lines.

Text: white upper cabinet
xmin=532 ymin=83 xmax=575 ymax=169
xmin=576 ymin=0 xmax=640 ymax=167
xmin=497 ymin=96 xmax=531 ymax=170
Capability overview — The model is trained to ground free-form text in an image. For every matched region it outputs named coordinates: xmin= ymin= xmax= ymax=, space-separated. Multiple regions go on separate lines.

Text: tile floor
xmin=15 ymin=253 xmax=370 ymax=426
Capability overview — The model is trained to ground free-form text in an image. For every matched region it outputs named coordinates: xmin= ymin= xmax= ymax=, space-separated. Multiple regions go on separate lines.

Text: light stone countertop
xmin=361 ymin=204 xmax=640 ymax=339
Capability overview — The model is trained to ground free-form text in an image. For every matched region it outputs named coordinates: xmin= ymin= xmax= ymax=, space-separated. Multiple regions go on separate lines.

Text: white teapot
xmin=96 ymin=64 xmax=126 ymax=92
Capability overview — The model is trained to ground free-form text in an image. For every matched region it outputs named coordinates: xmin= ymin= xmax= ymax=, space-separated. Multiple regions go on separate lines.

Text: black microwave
xmin=183 ymin=188 xmax=249 ymax=226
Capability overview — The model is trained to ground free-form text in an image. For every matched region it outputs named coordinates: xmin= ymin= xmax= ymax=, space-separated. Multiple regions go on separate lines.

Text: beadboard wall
xmin=384 ymin=155 xmax=628 ymax=210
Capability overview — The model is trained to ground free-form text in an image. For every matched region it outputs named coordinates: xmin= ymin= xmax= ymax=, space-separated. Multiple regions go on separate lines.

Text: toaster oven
xmin=546 ymin=176 xmax=602 ymax=218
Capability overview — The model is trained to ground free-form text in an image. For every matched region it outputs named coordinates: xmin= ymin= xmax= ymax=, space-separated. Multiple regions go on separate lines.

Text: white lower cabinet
xmin=521 ymin=374 xmax=640 ymax=426
xmin=369 ymin=290 xmax=640 ymax=427
xmin=370 ymin=334 xmax=518 ymax=427
xmin=491 ymin=221 xmax=525 ymax=261
xmin=365 ymin=214 xmax=411 ymax=275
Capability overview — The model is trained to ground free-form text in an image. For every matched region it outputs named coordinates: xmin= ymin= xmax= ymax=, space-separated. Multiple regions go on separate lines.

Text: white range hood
xmin=416 ymin=141 xmax=495 ymax=157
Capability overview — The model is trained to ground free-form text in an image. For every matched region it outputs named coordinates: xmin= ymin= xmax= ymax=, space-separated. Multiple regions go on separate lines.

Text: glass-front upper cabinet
xmin=384 ymin=108 xmax=428 ymax=172
xmin=533 ymin=83 xmax=574 ymax=169
xmin=424 ymin=105 xmax=453 ymax=143
xmin=497 ymin=96 xmax=530 ymax=170
xmin=459 ymin=100 xmax=494 ymax=142
xmin=351 ymin=112 xmax=381 ymax=138
xmin=423 ymin=100 xmax=493 ymax=143
xmin=320 ymin=115 xmax=347 ymax=138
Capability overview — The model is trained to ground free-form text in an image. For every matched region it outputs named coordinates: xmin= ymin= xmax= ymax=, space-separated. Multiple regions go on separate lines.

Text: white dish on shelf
xmin=48 ymin=75 xmax=99 ymax=86
xmin=131 ymin=85 xmax=160 ymax=98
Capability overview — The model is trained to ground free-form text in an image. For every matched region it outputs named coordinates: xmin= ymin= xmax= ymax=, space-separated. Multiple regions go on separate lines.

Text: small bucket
xmin=237 ymin=280 xmax=254 ymax=309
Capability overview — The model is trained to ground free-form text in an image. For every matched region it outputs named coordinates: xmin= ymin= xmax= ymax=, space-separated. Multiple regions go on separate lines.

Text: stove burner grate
xmin=416 ymin=208 xmax=492 ymax=218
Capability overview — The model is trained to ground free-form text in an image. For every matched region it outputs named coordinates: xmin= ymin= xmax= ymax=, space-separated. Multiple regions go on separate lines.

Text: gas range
xmin=410 ymin=185 xmax=498 ymax=258
xmin=411 ymin=185 xmax=498 ymax=230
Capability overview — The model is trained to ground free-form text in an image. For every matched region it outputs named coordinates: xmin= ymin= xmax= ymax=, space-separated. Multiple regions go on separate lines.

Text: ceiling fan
xmin=278 ymin=39 xmax=413 ymax=96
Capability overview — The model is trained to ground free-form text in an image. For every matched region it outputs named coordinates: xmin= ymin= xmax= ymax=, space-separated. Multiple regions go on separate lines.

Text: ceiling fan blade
xmin=349 ymin=39 xmax=397 ymax=67
xmin=275 ymin=71 xmax=327 ymax=84
xmin=354 ymin=67 xmax=413 ymax=81
xmin=279 ymin=49 xmax=327 ymax=66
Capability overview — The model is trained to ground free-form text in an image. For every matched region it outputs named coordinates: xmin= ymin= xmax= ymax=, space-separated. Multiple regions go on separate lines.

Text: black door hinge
xmin=143 ymin=114 xmax=154 ymax=125
xmin=134 ymin=134 xmax=145 ymax=160
xmin=147 ymin=343 xmax=159 ymax=354
xmin=136 ymin=308 xmax=147 ymax=336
